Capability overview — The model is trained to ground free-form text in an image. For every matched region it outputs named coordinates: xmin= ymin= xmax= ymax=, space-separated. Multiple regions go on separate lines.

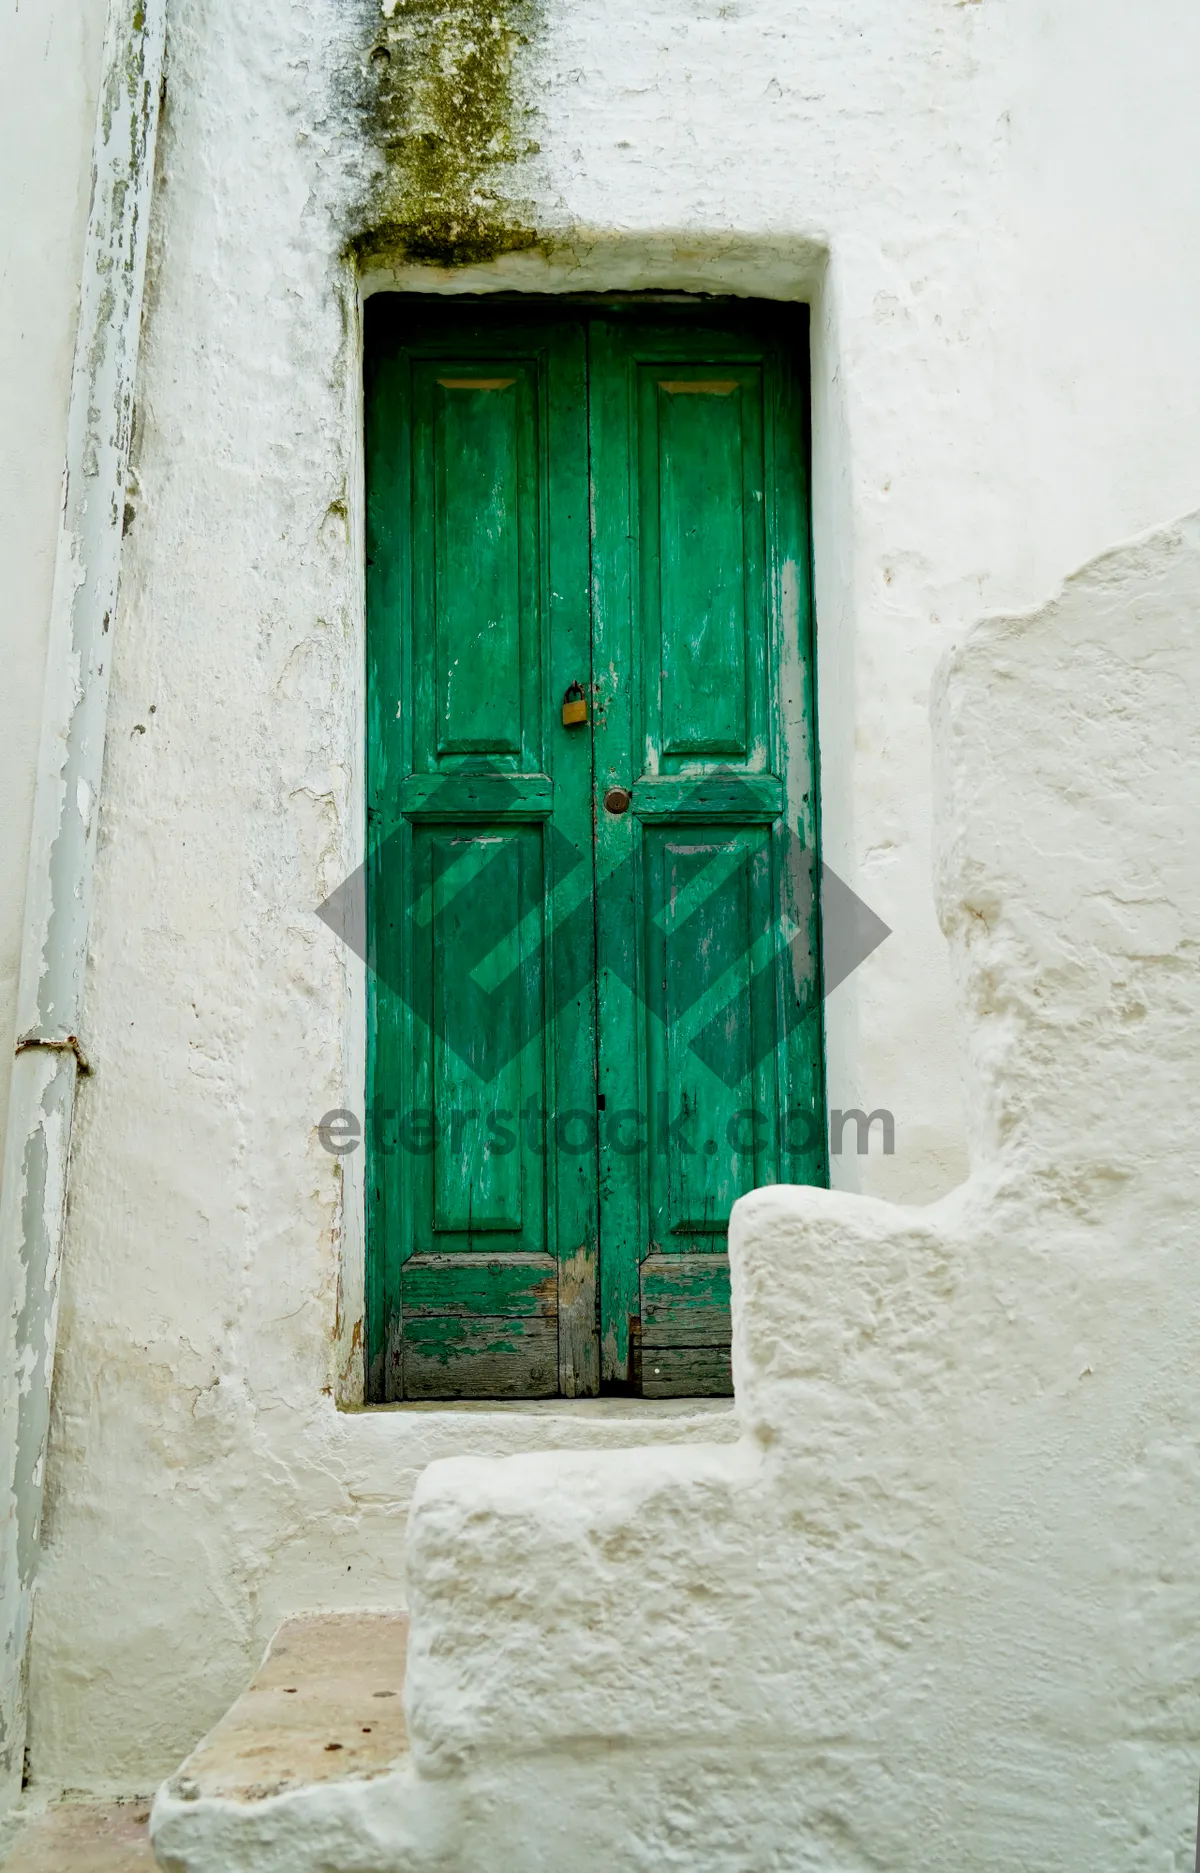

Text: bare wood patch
xmin=640 ymin=1344 xmax=732 ymax=1398
xmin=657 ymin=379 xmax=739 ymax=395
xmin=557 ymin=1242 xmax=599 ymax=1397
xmin=436 ymin=377 xmax=516 ymax=390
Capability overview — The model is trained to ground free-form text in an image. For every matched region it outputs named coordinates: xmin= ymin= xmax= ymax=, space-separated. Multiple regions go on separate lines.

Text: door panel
xmin=592 ymin=311 xmax=826 ymax=1390
xmin=424 ymin=825 xmax=535 ymax=1237
xmin=639 ymin=365 xmax=766 ymax=762
xmin=366 ymin=300 xmax=823 ymax=1400
xmin=424 ymin=368 xmax=528 ymax=756
xmin=365 ymin=304 xmax=595 ymax=1401
xmin=643 ymin=824 xmax=776 ymax=1238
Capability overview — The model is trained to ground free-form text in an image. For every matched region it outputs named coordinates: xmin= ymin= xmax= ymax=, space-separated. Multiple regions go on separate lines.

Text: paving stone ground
xmin=1 ymin=1611 xmax=411 ymax=1870
xmin=1 ymin=1801 xmax=156 ymax=1873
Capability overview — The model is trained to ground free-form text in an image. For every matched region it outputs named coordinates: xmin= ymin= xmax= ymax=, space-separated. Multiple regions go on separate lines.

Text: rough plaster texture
xmin=155 ymin=516 xmax=1200 ymax=1871
xmin=15 ymin=0 xmax=1200 ymax=1813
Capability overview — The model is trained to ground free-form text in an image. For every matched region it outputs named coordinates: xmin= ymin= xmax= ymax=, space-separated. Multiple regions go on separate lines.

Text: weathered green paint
xmin=366 ymin=300 xmax=824 ymax=1399
xmin=637 ymin=1253 xmax=733 ymax=1398
xmin=590 ymin=310 xmax=826 ymax=1389
xmin=366 ymin=301 xmax=594 ymax=1400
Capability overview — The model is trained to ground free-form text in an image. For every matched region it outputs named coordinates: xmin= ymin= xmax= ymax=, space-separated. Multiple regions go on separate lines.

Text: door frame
xmin=360 ymin=293 xmax=827 ymax=1402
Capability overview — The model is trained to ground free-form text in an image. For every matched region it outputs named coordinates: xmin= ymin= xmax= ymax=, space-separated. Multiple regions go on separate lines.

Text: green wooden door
xmin=365 ymin=300 xmax=824 ymax=1402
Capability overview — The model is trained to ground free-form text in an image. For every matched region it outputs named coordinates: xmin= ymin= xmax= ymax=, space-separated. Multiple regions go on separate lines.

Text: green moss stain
xmin=355 ymin=0 xmax=543 ymax=268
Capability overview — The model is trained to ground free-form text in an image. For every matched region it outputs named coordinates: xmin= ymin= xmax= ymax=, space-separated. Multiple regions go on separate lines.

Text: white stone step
xmin=150 ymin=1613 xmax=414 ymax=1873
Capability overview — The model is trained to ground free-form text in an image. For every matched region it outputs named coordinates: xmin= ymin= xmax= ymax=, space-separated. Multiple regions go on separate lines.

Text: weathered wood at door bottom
xmin=636 ymin=1253 xmax=733 ymax=1399
xmin=400 ymin=1253 xmax=558 ymax=1400
xmin=402 ymin=1315 xmax=559 ymax=1399
xmin=392 ymin=1250 xmax=731 ymax=1400
xmin=402 ymin=1253 xmax=557 ymax=1316
xmin=557 ymin=1242 xmax=599 ymax=1399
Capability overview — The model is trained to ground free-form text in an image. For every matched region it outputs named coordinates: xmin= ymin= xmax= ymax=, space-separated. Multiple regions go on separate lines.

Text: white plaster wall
xmin=0 ymin=0 xmax=111 ymax=1184
xmin=156 ymin=511 xmax=1200 ymax=1873
xmin=21 ymin=0 xmax=1200 ymax=1802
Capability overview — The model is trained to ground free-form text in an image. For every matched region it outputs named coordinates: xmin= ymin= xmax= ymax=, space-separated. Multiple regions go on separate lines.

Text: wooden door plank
xmin=399 ymin=772 xmax=553 ymax=820
xmin=631 ymin=771 xmax=783 ymax=821
xmin=401 ymin=1252 xmax=558 ymax=1316
xmin=402 ymin=1316 xmax=559 ymax=1400
xmin=640 ymin=1346 xmax=733 ymax=1398
xmin=639 ymin=1253 xmax=732 ymax=1395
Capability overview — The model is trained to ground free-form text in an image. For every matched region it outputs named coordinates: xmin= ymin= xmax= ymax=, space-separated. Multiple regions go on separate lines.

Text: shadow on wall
xmin=154 ymin=513 xmax=1200 ymax=1870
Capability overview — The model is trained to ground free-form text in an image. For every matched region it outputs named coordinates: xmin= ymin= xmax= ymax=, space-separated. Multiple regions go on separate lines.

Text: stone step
xmin=169 ymin=1612 xmax=409 ymax=1803
xmin=150 ymin=1612 xmax=411 ymax=1871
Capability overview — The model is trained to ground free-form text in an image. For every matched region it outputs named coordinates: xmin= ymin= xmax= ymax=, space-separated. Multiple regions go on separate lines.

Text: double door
xmin=365 ymin=300 xmax=824 ymax=1401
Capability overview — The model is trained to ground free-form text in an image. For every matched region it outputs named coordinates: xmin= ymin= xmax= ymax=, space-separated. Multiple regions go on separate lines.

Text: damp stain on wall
xmin=352 ymin=0 xmax=544 ymax=268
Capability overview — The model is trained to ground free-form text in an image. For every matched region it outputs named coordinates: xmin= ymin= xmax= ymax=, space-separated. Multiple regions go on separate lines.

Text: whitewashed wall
xmin=154 ymin=511 xmax=1200 ymax=1873
xmin=12 ymin=0 xmax=1200 ymax=1809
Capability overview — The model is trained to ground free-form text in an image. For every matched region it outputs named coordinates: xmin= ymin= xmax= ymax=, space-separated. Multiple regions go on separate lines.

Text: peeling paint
xmin=0 ymin=0 xmax=167 ymax=1816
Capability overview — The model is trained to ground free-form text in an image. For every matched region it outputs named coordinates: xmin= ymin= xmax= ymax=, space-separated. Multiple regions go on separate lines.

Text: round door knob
xmin=603 ymin=786 xmax=632 ymax=816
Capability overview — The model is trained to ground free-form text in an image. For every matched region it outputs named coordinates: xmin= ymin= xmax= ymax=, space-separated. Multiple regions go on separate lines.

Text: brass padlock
xmin=561 ymin=680 xmax=588 ymax=727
